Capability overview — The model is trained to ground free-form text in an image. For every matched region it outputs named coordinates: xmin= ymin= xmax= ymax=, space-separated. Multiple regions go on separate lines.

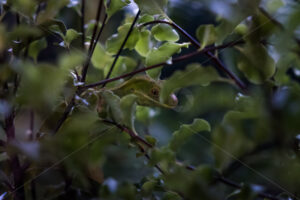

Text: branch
xmin=140 ymin=20 xmax=247 ymax=91
xmin=81 ymin=42 xmax=242 ymax=89
xmin=102 ymin=10 xmax=141 ymax=87
xmin=81 ymin=0 xmax=85 ymax=50
xmin=81 ymin=0 xmax=104 ymax=82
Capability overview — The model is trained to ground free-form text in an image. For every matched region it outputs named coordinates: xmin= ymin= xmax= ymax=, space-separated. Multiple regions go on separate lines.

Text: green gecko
xmin=106 ymin=75 xmax=178 ymax=108
xmin=38 ymin=75 xmax=177 ymax=135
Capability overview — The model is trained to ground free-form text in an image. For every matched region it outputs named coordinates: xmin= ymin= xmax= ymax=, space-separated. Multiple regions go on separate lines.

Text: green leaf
xmin=237 ymin=43 xmax=275 ymax=84
xmin=142 ymin=180 xmax=157 ymax=196
xmin=266 ymin=0 xmax=284 ymax=13
xmin=146 ymin=42 xmax=189 ymax=79
xmin=134 ymin=0 xmax=168 ymax=15
xmin=120 ymin=94 xmax=137 ymax=130
xmin=168 ymin=118 xmax=210 ymax=152
xmin=160 ymin=63 xmax=223 ymax=103
xmin=162 ymin=191 xmax=181 ymax=200
xmin=102 ymin=90 xmax=123 ymax=123
xmin=196 ymin=24 xmax=217 ymax=48
xmin=152 ymin=24 xmax=179 ymax=42
xmin=135 ymin=29 xmax=151 ymax=57
xmin=64 ymin=29 xmax=81 ymax=47
xmin=92 ymin=43 xmax=114 ymax=70
xmin=138 ymin=14 xmax=155 ymax=24
xmin=145 ymin=135 xmax=157 ymax=146
xmin=107 ymin=0 xmax=131 ymax=19
xmin=28 ymin=38 xmax=47 ymax=62
xmin=37 ymin=19 xmax=67 ymax=35
xmin=106 ymin=23 xmax=140 ymax=54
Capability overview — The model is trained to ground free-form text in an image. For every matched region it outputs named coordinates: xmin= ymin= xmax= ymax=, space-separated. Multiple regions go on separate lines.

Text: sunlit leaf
xmin=106 ymin=23 xmax=140 ymax=54
xmin=135 ymin=29 xmax=151 ymax=57
xmin=134 ymin=0 xmax=168 ymax=15
xmin=107 ymin=0 xmax=130 ymax=19
xmin=152 ymin=24 xmax=179 ymax=42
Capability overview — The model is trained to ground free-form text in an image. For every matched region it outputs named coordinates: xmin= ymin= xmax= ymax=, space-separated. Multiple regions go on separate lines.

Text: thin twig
xmin=102 ymin=10 xmax=141 ymax=87
xmin=81 ymin=0 xmax=104 ymax=82
xmin=91 ymin=13 xmax=108 ymax=54
xmin=140 ymin=20 xmax=247 ymax=91
xmin=81 ymin=0 xmax=85 ymax=50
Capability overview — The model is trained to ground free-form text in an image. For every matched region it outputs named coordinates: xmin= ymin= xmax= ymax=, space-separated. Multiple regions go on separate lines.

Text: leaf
xmin=138 ymin=14 xmax=155 ymax=24
xmin=102 ymin=90 xmax=123 ymax=123
xmin=134 ymin=0 xmax=168 ymax=15
xmin=107 ymin=0 xmax=131 ymax=19
xmin=169 ymin=118 xmax=211 ymax=152
xmin=135 ymin=29 xmax=151 ymax=57
xmin=64 ymin=29 xmax=81 ymax=47
xmin=38 ymin=19 xmax=67 ymax=35
xmin=151 ymin=24 xmax=179 ymax=42
xmin=196 ymin=24 xmax=217 ymax=48
xmin=120 ymin=94 xmax=137 ymax=131
xmin=237 ymin=43 xmax=275 ymax=84
xmin=162 ymin=191 xmax=181 ymax=200
xmin=160 ymin=63 xmax=222 ymax=103
xmin=92 ymin=43 xmax=114 ymax=70
xmin=28 ymin=38 xmax=47 ymax=62
xmin=146 ymin=42 xmax=189 ymax=79
xmin=106 ymin=23 xmax=140 ymax=54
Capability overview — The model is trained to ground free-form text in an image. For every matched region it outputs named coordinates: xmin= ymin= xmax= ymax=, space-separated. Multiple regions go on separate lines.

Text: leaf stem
xmin=140 ymin=20 xmax=247 ymax=91
xmin=102 ymin=10 xmax=141 ymax=87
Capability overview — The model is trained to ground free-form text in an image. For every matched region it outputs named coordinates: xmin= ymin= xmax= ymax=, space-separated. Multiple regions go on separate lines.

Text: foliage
xmin=0 ymin=0 xmax=300 ymax=200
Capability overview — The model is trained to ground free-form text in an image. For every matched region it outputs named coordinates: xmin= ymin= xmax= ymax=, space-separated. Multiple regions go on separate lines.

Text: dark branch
xmin=102 ymin=10 xmax=141 ymax=87
xmin=81 ymin=0 xmax=85 ymax=50
xmin=81 ymin=0 xmax=104 ymax=82
xmin=140 ymin=20 xmax=247 ymax=91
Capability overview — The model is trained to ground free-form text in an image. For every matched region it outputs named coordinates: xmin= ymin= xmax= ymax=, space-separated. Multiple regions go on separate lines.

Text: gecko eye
xmin=151 ymin=87 xmax=159 ymax=97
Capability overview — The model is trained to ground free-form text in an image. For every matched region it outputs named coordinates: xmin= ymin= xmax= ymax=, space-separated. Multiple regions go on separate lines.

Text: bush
xmin=0 ymin=0 xmax=300 ymax=199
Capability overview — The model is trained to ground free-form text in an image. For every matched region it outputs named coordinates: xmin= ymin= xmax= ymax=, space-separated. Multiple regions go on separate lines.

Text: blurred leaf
xmin=196 ymin=24 xmax=217 ymax=48
xmin=162 ymin=191 xmax=181 ymax=200
xmin=38 ymin=19 xmax=67 ymax=35
xmin=92 ymin=43 xmax=113 ymax=70
xmin=160 ymin=63 xmax=223 ymax=103
xmin=145 ymin=135 xmax=156 ymax=146
xmin=28 ymin=38 xmax=47 ymax=62
xmin=142 ymin=180 xmax=157 ymax=196
xmin=152 ymin=24 xmax=179 ymax=42
xmin=17 ymin=63 xmax=66 ymax=108
xmin=237 ymin=43 xmax=275 ymax=84
xmin=169 ymin=118 xmax=210 ymax=152
xmin=107 ymin=0 xmax=130 ymax=19
xmin=106 ymin=23 xmax=140 ymax=54
xmin=135 ymin=29 xmax=151 ymax=57
xmin=134 ymin=0 xmax=168 ymax=15
xmin=63 ymin=29 xmax=81 ymax=48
